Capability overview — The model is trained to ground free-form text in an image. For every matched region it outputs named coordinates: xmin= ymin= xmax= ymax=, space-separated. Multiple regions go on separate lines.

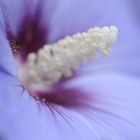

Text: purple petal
xmin=0 ymin=31 xmax=17 ymax=76
xmin=1 ymin=70 xmax=140 ymax=139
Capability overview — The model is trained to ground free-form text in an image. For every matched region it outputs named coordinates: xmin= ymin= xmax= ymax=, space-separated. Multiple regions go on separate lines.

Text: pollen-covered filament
xmin=25 ymin=26 xmax=118 ymax=92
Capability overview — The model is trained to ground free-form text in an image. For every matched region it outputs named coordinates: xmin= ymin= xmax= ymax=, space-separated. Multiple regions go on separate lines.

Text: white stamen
xmin=25 ymin=26 xmax=118 ymax=92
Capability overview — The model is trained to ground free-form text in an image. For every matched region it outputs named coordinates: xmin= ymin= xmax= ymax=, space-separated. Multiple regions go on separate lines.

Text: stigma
xmin=22 ymin=26 xmax=118 ymax=93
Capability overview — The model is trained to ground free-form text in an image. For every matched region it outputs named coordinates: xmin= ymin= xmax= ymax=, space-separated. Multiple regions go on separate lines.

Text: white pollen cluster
xmin=26 ymin=26 xmax=118 ymax=92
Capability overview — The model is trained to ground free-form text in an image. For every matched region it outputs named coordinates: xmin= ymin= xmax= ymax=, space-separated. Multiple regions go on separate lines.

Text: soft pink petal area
xmin=48 ymin=0 xmax=140 ymax=75
xmin=1 ymin=72 xmax=140 ymax=140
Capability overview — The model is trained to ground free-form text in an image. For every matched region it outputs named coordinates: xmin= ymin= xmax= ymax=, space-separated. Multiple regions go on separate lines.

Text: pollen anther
xmin=25 ymin=26 xmax=118 ymax=92
xmin=9 ymin=40 xmax=20 ymax=55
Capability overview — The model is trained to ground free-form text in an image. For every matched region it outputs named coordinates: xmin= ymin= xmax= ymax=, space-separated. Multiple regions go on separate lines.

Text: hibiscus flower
xmin=0 ymin=0 xmax=140 ymax=140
